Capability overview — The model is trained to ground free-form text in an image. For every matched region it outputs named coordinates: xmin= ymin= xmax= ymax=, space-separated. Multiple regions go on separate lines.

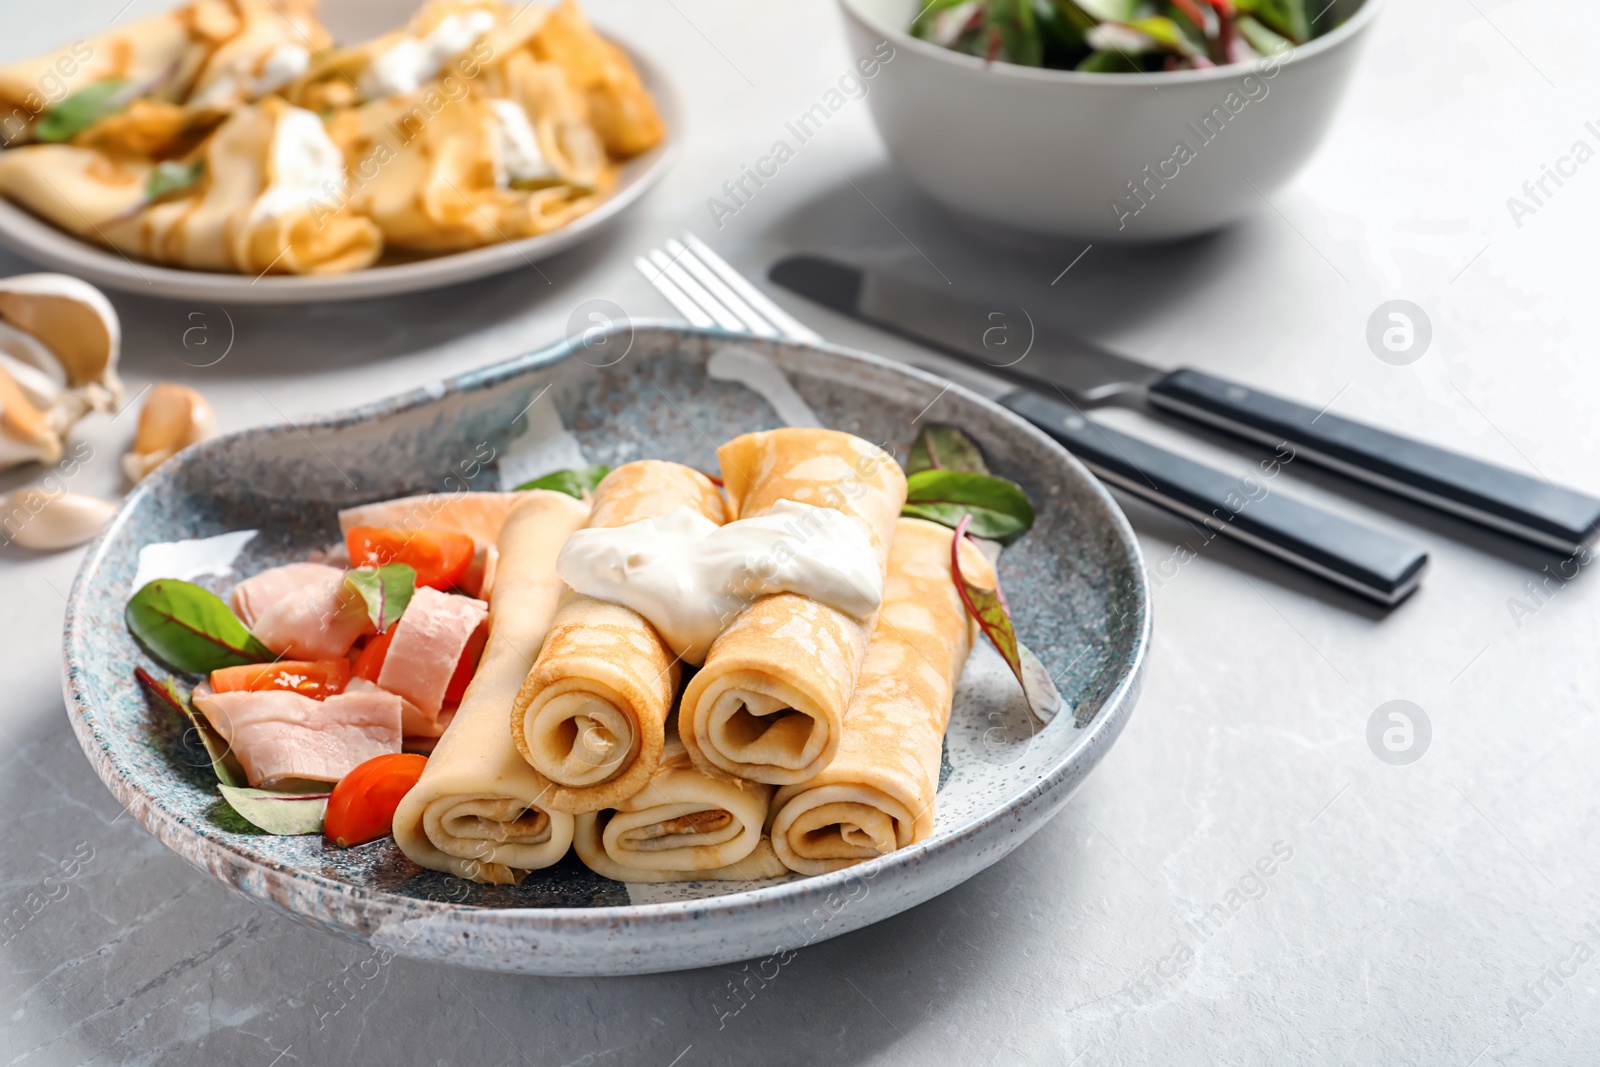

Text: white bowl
xmin=838 ymin=0 xmax=1382 ymax=241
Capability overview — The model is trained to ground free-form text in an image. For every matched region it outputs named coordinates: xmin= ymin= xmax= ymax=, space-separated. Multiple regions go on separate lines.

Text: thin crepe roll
xmin=392 ymin=490 xmax=590 ymax=885
xmin=680 ymin=428 xmax=907 ymax=785
xmin=511 ymin=461 xmax=725 ymax=814
xmin=573 ymin=739 xmax=788 ymax=883
xmin=771 ymin=518 xmax=991 ymax=874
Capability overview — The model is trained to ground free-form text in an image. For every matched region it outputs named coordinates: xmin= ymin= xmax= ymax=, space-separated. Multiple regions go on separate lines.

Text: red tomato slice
xmin=323 ymin=753 xmax=429 ymax=848
xmin=211 ymin=659 xmax=350 ymax=699
xmin=345 ymin=526 xmax=475 ymax=591
xmin=351 ymin=629 xmax=395 ymax=682
xmin=442 ymin=622 xmax=488 ymax=706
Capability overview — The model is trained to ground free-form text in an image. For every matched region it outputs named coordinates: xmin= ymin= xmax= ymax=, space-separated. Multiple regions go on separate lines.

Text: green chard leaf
xmin=144 ymin=159 xmax=204 ymax=200
xmin=217 ymin=784 xmax=328 ymax=836
xmin=34 ymin=79 xmax=131 ymax=143
xmin=514 ymin=464 xmax=611 ymax=499
xmin=950 ymin=515 xmax=1062 ymax=725
xmin=907 ymin=423 xmax=991 ymax=476
xmin=1235 ymin=0 xmax=1309 ymax=44
xmin=345 ymin=563 xmax=416 ymax=634
xmin=125 ymin=578 xmax=275 ymax=675
xmin=135 ymin=667 xmax=244 ymax=787
xmin=1236 ymin=15 xmax=1293 ymax=57
xmin=902 ymin=468 xmax=1035 ymax=544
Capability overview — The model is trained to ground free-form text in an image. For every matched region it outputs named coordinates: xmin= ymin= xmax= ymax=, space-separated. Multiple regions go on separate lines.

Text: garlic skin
xmin=1 ymin=489 xmax=117 ymax=551
xmin=0 ymin=273 xmax=122 ymax=471
xmin=122 ymin=383 xmax=218 ymax=483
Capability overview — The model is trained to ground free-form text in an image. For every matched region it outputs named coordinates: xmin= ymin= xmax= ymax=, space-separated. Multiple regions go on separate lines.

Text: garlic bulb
xmin=122 ymin=383 xmax=217 ymax=482
xmin=1 ymin=489 xmax=117 ymax=551
xmin=0 ymin=273 xmax=122 ymax=470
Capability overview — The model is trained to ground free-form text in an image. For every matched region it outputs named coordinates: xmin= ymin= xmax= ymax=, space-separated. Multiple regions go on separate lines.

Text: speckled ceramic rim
xmin=839 ymin=0 xmax=1383 ymax=87
xmin=0 ymin=40 xmax=679 ymax=305
xmin=62 ymin=323 xmax=1150 ymax=967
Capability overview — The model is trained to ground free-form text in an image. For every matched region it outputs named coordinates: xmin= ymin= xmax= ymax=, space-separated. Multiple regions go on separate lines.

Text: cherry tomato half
xmin=345 ymin=526 xmax=475 ymax=591
xmin=211 ymin=659 xmax=350 ymax=699
xmin=323 ymin=752 xmax=428 ymax=848
xmin=442 ymin=622 xmax=488 ymax=706
xmin=350 ymin=629 xmax=395 ymax=682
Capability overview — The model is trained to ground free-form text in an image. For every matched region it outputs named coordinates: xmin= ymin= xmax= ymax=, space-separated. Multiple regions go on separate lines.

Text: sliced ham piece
xmin=231 ymin=562 xmax=372 ymax=660
xmin=337 ymin=492 xmax=535 ymax=598
xmin=376 ymin=586 xmax=488 ymax=727
xmin=191 ymin=680 xmax=403 ymax=787
xmin=337 ymin=492 xmax=540 ymax=546
xmin=346 ymin=676 xmax=453 ymax=743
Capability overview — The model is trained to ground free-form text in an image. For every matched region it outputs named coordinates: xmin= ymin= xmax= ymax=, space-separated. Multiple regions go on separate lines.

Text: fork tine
xmin=634 ymin=255 xmax=715 ymax=329
xmin=647 ymin=248 xmax=745 ymax=333
xmin=664 ymin=237 xmax=779 ymax=339
xmin=682 ymin=233 xmax=823 ymax=345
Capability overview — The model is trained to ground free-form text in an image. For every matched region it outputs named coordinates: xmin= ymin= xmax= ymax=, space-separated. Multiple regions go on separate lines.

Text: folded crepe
xmin=529 ymin=0 xmax=665 ymax=158
xmin=0 ymin=97 xmax=382 ymax=274
xmin=0 ymin=1 xmax=329 ymax=151
xmin=323 ymin=85 xmax=607 ymax=252
xmin=284 ymin=0 xmax=534 ymax=113
xmin=771 ymin=518 xmax=990 ymax=874
xmin=680 ymin=428 xmax=907 ymax=785
xmin=392 ymin=489 xmax=590 ymax=885
xmin=511 ymin=461 xmax=725 ymax=813
xmin=573 ymin=738 xmax=788 ymax=883
xmin=0 ymin=8 xmax=191 ymax=147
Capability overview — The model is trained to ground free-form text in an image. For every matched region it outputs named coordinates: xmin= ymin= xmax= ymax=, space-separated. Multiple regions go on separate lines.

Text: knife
xmin=771 ymin=255 xmax=1600 ymax=558
xmin=770 ymin=254 xmax=1433 ymax=606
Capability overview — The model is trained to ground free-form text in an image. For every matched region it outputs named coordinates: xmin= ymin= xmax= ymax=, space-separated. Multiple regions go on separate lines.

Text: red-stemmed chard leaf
xmin=217 ymin=784 xmax=328 ymax=836
xmin=135 ymin=667 xmax=245 ymax=787
xmin=344 ymin=562 xmax=415 ymax=634
xmin=125 ymin=579 xmax=274 ymax=674
xmin=950 ymin=515 xmax=1062 ymax=725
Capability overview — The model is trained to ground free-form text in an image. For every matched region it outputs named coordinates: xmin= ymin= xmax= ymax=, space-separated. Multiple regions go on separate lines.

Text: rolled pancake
xmin=680 ymin=428 xmax=906 ymax=785
xmin=572 ymin=739 xmax=788 ymax=883
xmin=511 ymin=461 xmax=725 ymax=813
xmin=771 ymin=518 xmax=991 ymax=874
xmin=392 ymin=490 xmax=589 ymax=885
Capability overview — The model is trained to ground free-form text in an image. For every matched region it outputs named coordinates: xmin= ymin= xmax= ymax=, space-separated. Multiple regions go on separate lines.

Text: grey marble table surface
xmin=3 ymin=0 xmax=1598 ymax=1064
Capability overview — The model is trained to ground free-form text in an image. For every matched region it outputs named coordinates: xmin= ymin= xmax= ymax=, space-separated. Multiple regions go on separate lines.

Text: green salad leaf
xmin=34 ymin=80 xmax=131 ymax=143
xmin=950 ymin=515 xmax=1062 ymax=725
xmin=514 ymin=464 xmax=611 ymax=499
xmin=135 ymin=667 xmax=244 ymax=787
xmin=907 ymin=423 xmax=991 ymax=476
xmin=217 ymin=784 xmax=328 ymax=836
xmin=144 ymin=160 xmax=204 ymax=200
xmin=345 ymin=563 xmax=416 ymax=634
xmin=126 ymin=579 xmax=275 ymax=675
xmin=902 ymin=468 xmax=1035 ymax=544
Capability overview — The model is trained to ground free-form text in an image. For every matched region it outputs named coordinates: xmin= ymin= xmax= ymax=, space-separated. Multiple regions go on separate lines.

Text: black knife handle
xmin=1148 ymin=368 xmax=1600 ymax=555
xmin=1000 ymin=389 xmax=1429 ymax=606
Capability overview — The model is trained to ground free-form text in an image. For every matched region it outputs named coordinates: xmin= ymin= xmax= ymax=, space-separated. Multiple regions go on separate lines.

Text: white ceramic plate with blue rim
xmin=61 ymin=324 xmax=1149 ymax=975
xmin=0 ymin=16 xmax=677 ymax=304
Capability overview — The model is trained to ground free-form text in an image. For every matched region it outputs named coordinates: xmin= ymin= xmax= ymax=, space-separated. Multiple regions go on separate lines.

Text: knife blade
xmin=766 ymin=255 xmax=1429 ymax=606
xmin=770 ymin=255 xmax=1600 ymax=556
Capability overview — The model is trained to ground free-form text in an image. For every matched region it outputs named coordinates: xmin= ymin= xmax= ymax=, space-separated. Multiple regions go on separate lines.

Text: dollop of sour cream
xmin=488 ymin=99 xmax=558 ymax=186
xmin=251 ymin=106 xmax=347 ymax=223
xmin=360 ymin=9 xmax=496 ymax=99
xmin=556 ymin=500 xmax=884 ymax=665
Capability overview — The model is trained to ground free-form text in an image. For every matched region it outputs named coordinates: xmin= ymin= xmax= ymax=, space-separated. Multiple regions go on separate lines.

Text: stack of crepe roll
xmin=394 ymin=427 xmax=995 ymax=886
xmin=0 ymin=0 xmax=663 ymax=275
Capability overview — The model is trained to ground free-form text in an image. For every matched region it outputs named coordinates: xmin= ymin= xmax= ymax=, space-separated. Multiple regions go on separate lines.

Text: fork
xmin=634 ymin=232 xmax=1430 ymax=606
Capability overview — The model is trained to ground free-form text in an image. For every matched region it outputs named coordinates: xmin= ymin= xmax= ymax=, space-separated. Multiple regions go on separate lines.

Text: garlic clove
xmin=1 ymin=489 xmax=116 ymax=551
xmin=0 ymin=363 xmax=62 ymax=467
xmin=0 ymin=319 xmax=68 ymax=411
xmin=0 ymin=274 xmax=121 ymax=404
xmin=122 ymin=382 xmax=217 ymax=483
